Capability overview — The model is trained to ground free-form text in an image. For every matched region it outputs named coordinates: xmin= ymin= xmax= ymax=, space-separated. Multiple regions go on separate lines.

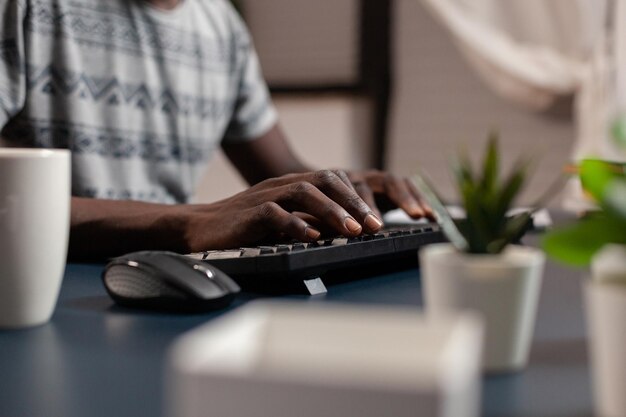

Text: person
xmin=0 ymin=0 xmax=431 ymax=260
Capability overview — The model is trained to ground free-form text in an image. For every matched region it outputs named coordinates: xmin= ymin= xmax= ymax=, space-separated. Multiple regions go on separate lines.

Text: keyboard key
xmin=276 ymin=245 xmax=291 ymax=253
xmin=241 ymin=248 xmax=262 ymax=257
xmin=204 ymin=250 xmax=242 ymax=260
xmin=292 ymin=243 xmax=306 ymax=251
xmin=186 ymin=252 xmax=208 ymax=260
xmin=258 ymin=246 xmax=276 ymax=255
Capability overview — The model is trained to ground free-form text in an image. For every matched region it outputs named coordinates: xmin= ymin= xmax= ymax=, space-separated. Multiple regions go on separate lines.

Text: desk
xmin=0 ymin=234 xmax=592 ymax=417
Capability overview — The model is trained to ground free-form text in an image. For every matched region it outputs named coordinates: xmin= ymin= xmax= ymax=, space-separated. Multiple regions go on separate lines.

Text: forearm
xmin=69 ymin=197 xmax=192 ymax=261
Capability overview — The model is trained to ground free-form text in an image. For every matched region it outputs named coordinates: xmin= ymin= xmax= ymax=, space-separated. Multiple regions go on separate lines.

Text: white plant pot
xmin=586 ymin=245 xmax=626 ymax=417
xmin=420 ymin=243 xmax=545 ymax=373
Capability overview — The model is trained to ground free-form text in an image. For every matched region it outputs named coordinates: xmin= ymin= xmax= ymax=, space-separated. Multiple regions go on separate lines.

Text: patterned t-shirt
xmin=0 ymin=0 xmax=277 ymax=203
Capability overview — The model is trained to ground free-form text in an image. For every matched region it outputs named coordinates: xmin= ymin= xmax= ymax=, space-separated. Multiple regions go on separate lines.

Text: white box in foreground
xmin=166 ymin=301 xmax=483 ymax=417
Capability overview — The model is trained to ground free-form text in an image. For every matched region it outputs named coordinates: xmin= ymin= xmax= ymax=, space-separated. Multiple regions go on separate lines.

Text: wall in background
xmin=387 ymin=0 xmax=575 ymax=206
xmin=241 ymin=0 xmax=360 ymax=87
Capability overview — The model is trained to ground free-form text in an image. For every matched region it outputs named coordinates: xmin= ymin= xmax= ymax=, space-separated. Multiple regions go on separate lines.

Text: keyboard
xmin=186 ymin=223 xmax=445 ymax=294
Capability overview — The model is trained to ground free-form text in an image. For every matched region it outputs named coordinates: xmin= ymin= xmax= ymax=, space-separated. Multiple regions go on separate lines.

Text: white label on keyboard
xmin=304 ymin=278 xmax=327 ymax=295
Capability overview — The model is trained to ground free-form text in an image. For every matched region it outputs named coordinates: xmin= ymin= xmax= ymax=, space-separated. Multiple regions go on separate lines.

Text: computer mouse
xmin=102 ymin=251 xmax=241 ymax=313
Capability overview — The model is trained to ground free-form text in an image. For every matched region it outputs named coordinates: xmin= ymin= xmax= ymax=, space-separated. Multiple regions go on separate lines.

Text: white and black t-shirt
xmin=0 ymin=0 xmax=277 ymax=203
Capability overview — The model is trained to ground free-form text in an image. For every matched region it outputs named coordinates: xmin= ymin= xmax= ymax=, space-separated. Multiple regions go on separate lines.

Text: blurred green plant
xmin=542 ymin=159 xmax=626 ymax=266
xmin=451 ymin=133 xmax=534 ymax=254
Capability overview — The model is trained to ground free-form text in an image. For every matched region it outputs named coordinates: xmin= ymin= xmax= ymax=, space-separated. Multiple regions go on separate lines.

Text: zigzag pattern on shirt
xmin=2 ymin=117 xmax=213 ymax=165
xmin=26 ymin=0 xmax=246 ymax=70
xmin=26 ymin=64 xmax=236 ymax=120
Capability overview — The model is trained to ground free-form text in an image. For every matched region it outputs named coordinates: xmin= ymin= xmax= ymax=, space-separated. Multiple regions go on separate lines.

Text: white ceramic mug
xmin=0 ymin=149 xmax=71 ymax=328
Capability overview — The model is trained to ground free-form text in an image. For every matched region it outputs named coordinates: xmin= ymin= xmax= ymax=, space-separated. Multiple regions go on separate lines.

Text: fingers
xmin=251 ymin=170 xmax=383 ymax=235
xmin=380 ymin=174 xmax=425 ymax=218
xmin=360 ymin=171 xmax=433 ymax=219
xmin=308 ymin=170 xmax=383 ymax=233
xmin=330 ymin=169 xmax=356 ymax=192
xmin=406 ymin=178 xmax=435 ymax=219
xmin=249 ymin=202 xmax=321 ymax=242
xmin=193 ymin=169 xmax=439 ymax=251
xmin=353 ymin=181 xmax=383 ymax=221
xmin=273 ymin=180 xmax=375 ymax=236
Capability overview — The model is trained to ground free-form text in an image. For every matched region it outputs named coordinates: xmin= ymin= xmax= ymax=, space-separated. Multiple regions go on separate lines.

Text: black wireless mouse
xmin=102 ymin=251 xmax=241 ymax=313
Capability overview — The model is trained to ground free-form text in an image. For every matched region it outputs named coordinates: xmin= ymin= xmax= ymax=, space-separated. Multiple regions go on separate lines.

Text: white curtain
xmin=419 ymin=0 xmax=626 ymax=211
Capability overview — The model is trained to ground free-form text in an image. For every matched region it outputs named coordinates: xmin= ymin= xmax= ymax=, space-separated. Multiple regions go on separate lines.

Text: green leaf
xmin=542 ymin=214 xmax=626 ymax=266
xmin=486 ymin=212 xmax=532 ymax=254
xmin=480 ymin=132 xmax=499 ymax=196
xmin=495 ymin=159 xmax=527 ymax=221
xmin=579 ymin=159 xmax=619 ymax=202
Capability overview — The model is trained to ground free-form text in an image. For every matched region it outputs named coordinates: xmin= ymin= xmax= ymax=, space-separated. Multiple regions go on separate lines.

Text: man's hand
xmin=183 ymin=169 xmax=384 ymax=251
xmin=346 ymin=170 xmax=434 ymax=220
xmin=69 ymin=170 xmax=384 ymax=260
xmin=222 ymin=124 xmax=433 ymax=222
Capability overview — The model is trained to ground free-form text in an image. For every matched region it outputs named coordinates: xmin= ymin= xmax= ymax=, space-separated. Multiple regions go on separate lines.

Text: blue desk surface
xmin=0 ymin=238 xmax=592 ymax=417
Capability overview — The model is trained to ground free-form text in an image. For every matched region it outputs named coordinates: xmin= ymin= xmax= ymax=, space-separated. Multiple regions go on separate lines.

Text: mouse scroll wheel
xmin=192 ymin=264 xmax=224 ymax=285
xmin=105 ymin=265 xmax=186 ymax=299
xmin=193 ymin=264 xmax=213 ymax=278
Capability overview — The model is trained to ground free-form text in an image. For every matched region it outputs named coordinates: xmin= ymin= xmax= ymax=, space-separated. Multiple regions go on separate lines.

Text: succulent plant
xmin=451 ymin=133 xmax=534 ymax=254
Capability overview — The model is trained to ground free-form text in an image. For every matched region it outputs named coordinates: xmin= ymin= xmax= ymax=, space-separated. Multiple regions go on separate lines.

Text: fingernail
xmin=344 ymin=217 xmax=362 ymax=234
xmin=365 ymin=213 xmax=383 ymax=230
xmin=408 ymin=203 xmax=424 ymax=217
xmin=305 ymin=226 xmax=321 ymax=240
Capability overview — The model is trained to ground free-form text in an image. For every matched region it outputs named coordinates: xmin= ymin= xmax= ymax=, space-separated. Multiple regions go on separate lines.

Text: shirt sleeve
xmin=222 ymin=4 xmax=278 ymax=144
xmin=0 ymin=0 xmax=27 ymax=129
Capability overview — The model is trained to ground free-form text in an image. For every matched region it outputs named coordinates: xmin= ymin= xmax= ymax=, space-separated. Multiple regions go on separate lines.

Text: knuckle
xmin=322 ymin=201 xmax=341 ymax=218
xmin=345 ymin=193 xmax=367 ymax=208
xmin=314 ymin=169 xmax=337 ymax=184
xmin=331 ymin=169 xmax=349 ymax=179
xmin=289 ymin=181 xmax=314 ymax=197
xmin=257 ymin=202 xmax=280 ymax=219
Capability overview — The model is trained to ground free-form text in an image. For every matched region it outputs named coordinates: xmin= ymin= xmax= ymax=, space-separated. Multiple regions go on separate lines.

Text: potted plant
xmin=418 ymin=133 xmax=546 ymax=373
xmin=543 ymin=159 xmax=626 ymax=417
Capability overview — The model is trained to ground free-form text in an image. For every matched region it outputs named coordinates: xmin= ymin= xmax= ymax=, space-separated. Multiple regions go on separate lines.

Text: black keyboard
xmin=186 ymin=223 xmax=445 ymax=294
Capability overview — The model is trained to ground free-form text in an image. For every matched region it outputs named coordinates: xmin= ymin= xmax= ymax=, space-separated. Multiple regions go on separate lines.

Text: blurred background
xmin=194 ymin=0 xmax=622 ymax=209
